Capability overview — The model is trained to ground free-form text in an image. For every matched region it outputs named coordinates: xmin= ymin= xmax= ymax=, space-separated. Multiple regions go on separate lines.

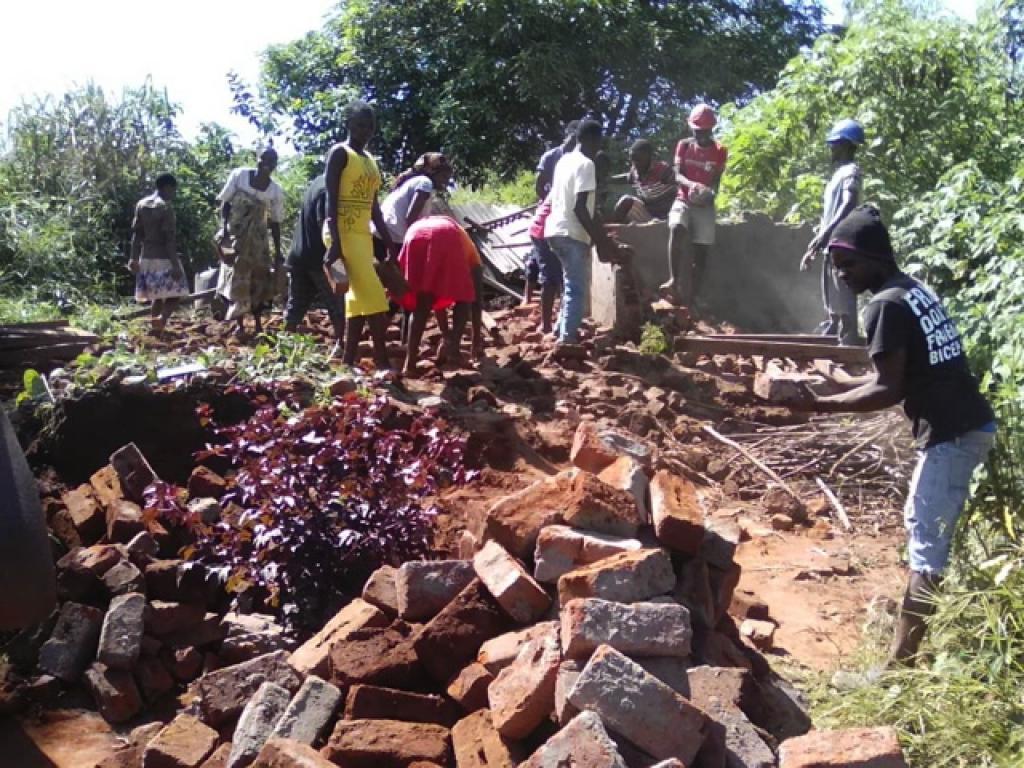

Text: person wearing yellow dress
xmin=324 ymin=101 xmax=399 ymax=369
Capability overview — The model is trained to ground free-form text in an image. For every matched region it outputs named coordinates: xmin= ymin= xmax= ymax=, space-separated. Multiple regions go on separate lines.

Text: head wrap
xmin=413 ymin=152 xmax=451 ymax=174
xmin=828 ymin=205 xmax=895 ymax=264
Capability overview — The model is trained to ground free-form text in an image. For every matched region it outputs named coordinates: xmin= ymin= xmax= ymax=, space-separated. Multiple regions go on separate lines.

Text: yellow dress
xmin=327 ymin=144 xmax=389 ymax=318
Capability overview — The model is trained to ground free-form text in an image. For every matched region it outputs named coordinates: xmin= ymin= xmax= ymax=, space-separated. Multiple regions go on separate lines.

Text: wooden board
xmin=677 ymin=335 xmax=869 ymax=365
xmin=704 ymin=333 xmax=840 ymax=346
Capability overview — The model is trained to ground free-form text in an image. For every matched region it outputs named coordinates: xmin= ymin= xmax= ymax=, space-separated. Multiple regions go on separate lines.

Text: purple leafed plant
xmin=187 ymin=386 xmax=474 ymax=631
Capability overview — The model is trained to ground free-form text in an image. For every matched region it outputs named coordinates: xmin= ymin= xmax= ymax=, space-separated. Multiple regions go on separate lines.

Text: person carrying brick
xmin=663 ymin=104 xmax=728 ymax=308
xmin=788 ymin=205 xmax=996 ymax=666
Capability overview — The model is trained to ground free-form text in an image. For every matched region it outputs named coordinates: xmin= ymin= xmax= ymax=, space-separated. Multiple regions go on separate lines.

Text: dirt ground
xmin=4 ymin=300 xmax=916 ymax=766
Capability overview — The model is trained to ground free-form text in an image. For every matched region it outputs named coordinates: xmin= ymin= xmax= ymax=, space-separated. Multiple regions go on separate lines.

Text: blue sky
xmin=1 ymin=0 xmax=977 ymax=148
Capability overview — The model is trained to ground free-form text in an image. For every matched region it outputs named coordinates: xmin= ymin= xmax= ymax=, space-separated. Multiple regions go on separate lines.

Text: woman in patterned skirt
xmin=216 ymin=147 xmax=285 ymax=338
xmin=128 ymin=173 xmax=188 ymax=334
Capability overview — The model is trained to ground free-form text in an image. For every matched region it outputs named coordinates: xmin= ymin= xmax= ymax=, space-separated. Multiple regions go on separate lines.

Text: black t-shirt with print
xmin=864 ymin=273 xmax=994 ymax=448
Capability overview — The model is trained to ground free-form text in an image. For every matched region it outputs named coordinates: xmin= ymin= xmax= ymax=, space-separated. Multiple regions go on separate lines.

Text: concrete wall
xmin=601 ymin=214 xmax=822 ymax=334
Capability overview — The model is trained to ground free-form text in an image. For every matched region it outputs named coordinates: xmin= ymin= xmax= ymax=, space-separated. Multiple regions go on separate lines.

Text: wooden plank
xmin=677 ymin=336 xmax=869 ymax=364
xmin=0 ymin=320 xmax=70 ymax=331
xmin=0 ymin=341 xmax=93 ymax=366
xmin=704 ymin=333 xmax=840 ymax=346
xmin=0 ymin=333 xmax=99 ymax=350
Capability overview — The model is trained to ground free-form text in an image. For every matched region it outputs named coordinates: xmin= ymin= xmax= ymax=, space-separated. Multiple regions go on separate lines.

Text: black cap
xmin=828 ymin=205 xmax=895 ymax=263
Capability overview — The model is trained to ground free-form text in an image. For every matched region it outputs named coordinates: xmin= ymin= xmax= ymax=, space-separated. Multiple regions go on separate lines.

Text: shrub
xmin=183 ymin=386 xmax=475 ymax=631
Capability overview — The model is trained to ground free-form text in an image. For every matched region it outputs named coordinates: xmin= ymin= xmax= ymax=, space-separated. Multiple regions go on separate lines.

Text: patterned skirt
xmin=136 ymin=258 xmax=189 ymax=302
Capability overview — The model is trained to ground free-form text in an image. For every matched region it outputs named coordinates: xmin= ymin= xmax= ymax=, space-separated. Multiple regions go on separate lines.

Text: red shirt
xmin=674 ymin=139 xmax=728 ymax=201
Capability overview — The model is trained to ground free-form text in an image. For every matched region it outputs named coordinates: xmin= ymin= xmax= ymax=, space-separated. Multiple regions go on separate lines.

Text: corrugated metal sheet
xmin=436 ymin=199 xmax=536 ymax=277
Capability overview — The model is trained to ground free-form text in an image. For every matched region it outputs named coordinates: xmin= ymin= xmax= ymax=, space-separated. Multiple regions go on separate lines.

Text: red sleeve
xmin=674 ymin=140 xmax=687 ymax=168
xmin=717 ymin=144 xmax=729 ymax=168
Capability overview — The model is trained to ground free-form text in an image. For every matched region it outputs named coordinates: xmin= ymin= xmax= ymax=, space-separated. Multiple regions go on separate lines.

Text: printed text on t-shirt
xmin=903 ymin=286 xmax=963 ymax=364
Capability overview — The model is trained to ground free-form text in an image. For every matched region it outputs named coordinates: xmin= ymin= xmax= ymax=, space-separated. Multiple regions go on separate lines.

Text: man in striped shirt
xmin=613 ymin=140 xmax=678 ymax=224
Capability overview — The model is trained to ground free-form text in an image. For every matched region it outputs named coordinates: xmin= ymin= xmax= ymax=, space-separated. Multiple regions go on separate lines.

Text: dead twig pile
xmin=721 ymin=409 xmax=916 ymax=514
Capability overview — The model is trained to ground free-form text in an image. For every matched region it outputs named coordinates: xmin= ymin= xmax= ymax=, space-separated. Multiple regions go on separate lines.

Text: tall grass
xmin=815 ymin=402 xmax=1024 ymax=767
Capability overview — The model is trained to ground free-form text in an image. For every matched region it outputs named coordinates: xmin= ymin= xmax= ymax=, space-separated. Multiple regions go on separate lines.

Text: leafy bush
xmin=718 ymin=0 xmax=1016 ymax=223
xmin=639 ymin=322 xmax=670 ymax=356
xmin=0 ymin=82 xmax=243 ymax=302
xmin=450 ymin=170 xmax=539 ymax=208
xmin=184 ymin=386 xmax=474 ymax=630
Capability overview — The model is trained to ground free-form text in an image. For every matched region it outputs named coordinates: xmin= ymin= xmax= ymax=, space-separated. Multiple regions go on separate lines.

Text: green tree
xmin=718 ymin=0 xmax=1017 ymax=222
xmin=0 ymin=82 xmax=241 ymax=302
xmin=234 ymin=0 xmax=823 ymax=183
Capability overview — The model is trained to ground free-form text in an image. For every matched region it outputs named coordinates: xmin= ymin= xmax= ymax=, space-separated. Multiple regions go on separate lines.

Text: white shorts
xmin=668 ymin=199 xmax=716 ymax=245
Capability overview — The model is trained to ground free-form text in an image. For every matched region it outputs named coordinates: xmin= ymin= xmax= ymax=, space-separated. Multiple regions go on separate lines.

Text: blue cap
xmin=826 ymin=119 xmax=865 ymax=146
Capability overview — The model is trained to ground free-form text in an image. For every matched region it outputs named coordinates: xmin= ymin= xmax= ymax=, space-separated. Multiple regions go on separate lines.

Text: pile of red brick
xmin=6 ymin=428 xmax=910 ymax=767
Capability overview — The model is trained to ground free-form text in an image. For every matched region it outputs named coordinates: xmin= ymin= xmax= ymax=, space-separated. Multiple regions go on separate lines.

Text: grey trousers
xmin=820 ymin=253 xmax=859 ymax=344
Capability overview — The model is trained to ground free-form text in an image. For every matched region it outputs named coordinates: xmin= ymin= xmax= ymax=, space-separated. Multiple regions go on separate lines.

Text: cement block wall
xmin=596 ymin=214 xmax=823 ymax=334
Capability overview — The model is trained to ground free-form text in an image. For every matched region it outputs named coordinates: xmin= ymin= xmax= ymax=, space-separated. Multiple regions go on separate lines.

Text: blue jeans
xmin=546 ymin=235 xmax=591 ymax=343
xmin=905 ymin=425 xmax=996 ymax=574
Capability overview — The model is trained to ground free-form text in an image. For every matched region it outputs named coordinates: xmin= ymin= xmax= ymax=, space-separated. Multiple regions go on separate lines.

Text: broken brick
xmin=740 ymin=619 xmax=776 ymax=650
xmin=447 ymin=662 xmax=493 ymax=713
xmin=84 ymin=662 xmax=143 ymax=724
xmin=520 ymin=710 xmax=627 ymax=768
xmin=488 ymin=631 xmax=560 ymax=740
xmin=413 ymin=579 xmax=511 ymax=683
xmin=38 ymin=601 xmax=104 ymax=682
xmin=288 ymin=598 xmax=388 ymax=677
xmin=322 ymin=720 xmax=451 ymax=768
xmin=451 ymin=709 xmax=522 ymax=768
xmin=473 ymin=540 xmax=551 ymax=623
xmin=98 ymin=592 xmax=146 ymax=669
xmin=650 ymin=470 xmax=705 ymax=555
xmin=106 ymin=499 xmax=145 ymax=543
xmin=597 ymin=455 xmax=651 ymax=523
xmin=560 ymin=598 xmax=692 ymax=659
xmin=570 ymin=421 xmax=619 ymax=473
xmin=362 ymin=565 xmax=400 ymax=615
xmin=111 ymin=442 xmax=159 ymax=504
xmin=188 ymin=466 xmax=227 ymax=500
xmin=561 ymin=472 xmax=643 ymax=538
xmin=395 ymin=560 xmax=476 ymax=621
xmin=557 ymin=548 xmax=675 ymax=605
xmin=90 ymin=464 xmax=125 ymax=508
xmin=252 ymin=738 xmax=334 ymax=768
xmin=533 ymin=524 xmax=643 ymax=584
xmin=193 ymin=650 xmax=302 ymax=727
xmin=779 ymin=727 xmax=908 ymax=768
xmin=329 ymin=623 xmax=424 ymax=691
xmin=344 ymin=684 xmax=457 ymax=726
xmin=484 ymin=472 xmax=573 ymax=558
xmin=101 ymin=559 xmax=146 ymax=597
xmin=568 ymin=645 xmax=707 ymax=764
xmin=62 ymin=485 xmax=105 ymax=544
xmin=477 ymin=622 xmax=558 ymax=674
xmin=227 ymin=680 xmax=292 ymax=768
xmin=272 ymin=675 xmax=343 ymax=746
xmin=143 ymin=714 xmax=219 ymax=768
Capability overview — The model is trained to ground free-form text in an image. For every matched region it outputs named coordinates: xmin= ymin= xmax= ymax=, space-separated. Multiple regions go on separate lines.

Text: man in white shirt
xmin=543 ymin=119 xmax=618 ymax=343
xmin=801 ymin=119 xmax=865 ymax=345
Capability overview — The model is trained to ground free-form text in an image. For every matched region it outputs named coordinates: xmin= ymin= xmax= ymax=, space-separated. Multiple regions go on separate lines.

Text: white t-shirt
xmin=218 ymin=168 xmax=286 ymax=224
xmin=379 ymin=175 xmax=434 ymax=242
xmin=822 ymin=162 xmax=861 ymax=226
xmin=544 ymin=150 xmax=596 ymax=244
